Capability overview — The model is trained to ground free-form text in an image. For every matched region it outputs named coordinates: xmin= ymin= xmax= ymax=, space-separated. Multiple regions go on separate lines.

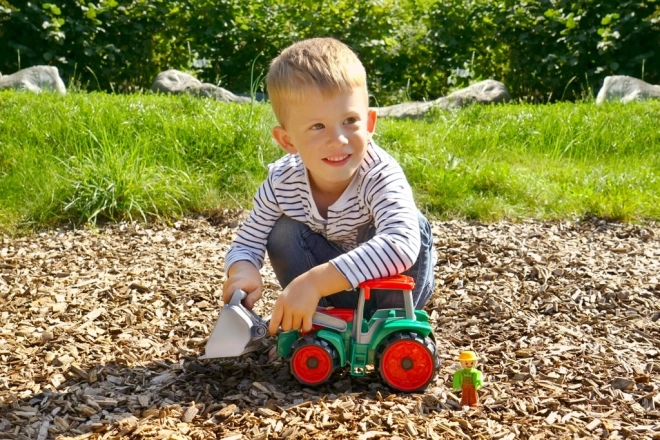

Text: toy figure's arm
xmin=474 ymin=370 xmax=484 ymax=390
xmin=452 ymin=371 xmax=463 ymax=390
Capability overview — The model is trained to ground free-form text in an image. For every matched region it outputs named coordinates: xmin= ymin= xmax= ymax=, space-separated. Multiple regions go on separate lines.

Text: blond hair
xmin=266 ymin=38 xmax=368 ymax=125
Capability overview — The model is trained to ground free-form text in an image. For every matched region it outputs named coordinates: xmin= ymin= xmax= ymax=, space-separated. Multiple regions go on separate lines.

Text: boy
xmin=222 ymin=37 xmax=436 ymax=336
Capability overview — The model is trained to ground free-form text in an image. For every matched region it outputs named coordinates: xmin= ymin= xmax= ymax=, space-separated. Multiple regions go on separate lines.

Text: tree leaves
xmin=0 ymin=0 xmax=658 ymax=102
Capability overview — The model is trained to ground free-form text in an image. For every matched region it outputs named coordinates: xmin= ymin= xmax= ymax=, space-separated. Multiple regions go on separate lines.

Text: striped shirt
xmin=224 ymin=142 xmax=421 ymax=288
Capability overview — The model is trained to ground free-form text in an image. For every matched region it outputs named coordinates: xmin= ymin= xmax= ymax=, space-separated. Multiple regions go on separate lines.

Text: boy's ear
xmin=272 ymin=126 xmax=297 ymax=154
xmin=366 ymin=109 xmax=377 ymax=137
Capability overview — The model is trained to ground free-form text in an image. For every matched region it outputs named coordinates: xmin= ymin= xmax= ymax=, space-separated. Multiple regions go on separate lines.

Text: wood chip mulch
xmin=1 ymin=211 xmax=659 ymax=440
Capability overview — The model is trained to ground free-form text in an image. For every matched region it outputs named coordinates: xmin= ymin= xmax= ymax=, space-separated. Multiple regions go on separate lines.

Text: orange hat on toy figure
xmin=455 ymin=351 xmax=480 ymax=362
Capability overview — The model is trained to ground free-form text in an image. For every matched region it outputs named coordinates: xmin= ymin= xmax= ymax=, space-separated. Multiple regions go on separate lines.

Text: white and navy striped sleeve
xmin=330 ymin=154 xmax=420 ymax=288
xmin=224 ymin=165 xmax=283 ymax=273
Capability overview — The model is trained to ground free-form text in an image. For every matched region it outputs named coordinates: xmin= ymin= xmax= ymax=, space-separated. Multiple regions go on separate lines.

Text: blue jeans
xmin=266 ymin=212 xmax=436 ymax=318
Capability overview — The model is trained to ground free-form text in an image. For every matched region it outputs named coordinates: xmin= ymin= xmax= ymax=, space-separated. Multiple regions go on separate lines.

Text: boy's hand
xmin=268 ymin=263 xmax=351 ymax=335
xmin=222 ymin=261 xmax=263 ymax=309
xmin=269 ymin=276 xmax=321 ymax=335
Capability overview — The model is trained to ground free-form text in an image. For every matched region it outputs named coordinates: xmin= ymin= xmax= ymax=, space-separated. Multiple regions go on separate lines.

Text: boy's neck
xmin=308 ymin=172 xmax=355 ymax=219
xmin=310 ymin=183 xmax=346 ymax=219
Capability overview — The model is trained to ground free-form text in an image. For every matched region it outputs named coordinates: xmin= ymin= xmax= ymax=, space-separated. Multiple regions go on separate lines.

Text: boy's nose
xmin=329 ymin=130 xmax=349 ymax=148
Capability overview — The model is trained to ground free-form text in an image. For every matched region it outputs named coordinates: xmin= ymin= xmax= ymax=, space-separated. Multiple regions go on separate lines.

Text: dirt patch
xmin=1 ymin=212 xmax=659 ymax=439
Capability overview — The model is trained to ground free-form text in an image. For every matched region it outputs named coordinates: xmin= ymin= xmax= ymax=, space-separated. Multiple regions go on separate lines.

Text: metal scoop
xmin=201 ymin=290 xmax=348 ymax=359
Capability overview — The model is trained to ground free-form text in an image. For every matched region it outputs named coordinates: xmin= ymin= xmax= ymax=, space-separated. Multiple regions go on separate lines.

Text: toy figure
xmin=452 ymin=351 xmax=483 ymax=407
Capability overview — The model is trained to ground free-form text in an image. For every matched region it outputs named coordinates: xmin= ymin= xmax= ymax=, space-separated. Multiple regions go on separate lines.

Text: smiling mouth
xmin=325 ymin=154 xmax=349 ymax=162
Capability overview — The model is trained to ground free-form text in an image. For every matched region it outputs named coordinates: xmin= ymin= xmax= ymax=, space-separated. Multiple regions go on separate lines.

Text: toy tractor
xmin=276 ymin=275 xmax=438 ymax=392
xmin=202 ymin=274 xmax=438 ymax=392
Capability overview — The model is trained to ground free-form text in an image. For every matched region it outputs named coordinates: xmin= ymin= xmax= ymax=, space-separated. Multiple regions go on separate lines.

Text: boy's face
xmin=272 ymin=87 xmax=377 ymax=197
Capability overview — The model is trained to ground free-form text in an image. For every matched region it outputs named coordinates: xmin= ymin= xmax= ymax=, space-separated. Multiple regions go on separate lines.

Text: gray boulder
xmin=445 ymin=79 xmax=511 ymax=107
xmin=151 ymin=69 xmax=200 ymax=94
xmin=376 ymin=79 xmax=510 ymax=118
xmin=596 ymin=75 xmax=660 ymax=104
xmin=375 ymin=101 xmax=436 ymax=118
xmin=0 ymin=66 xmax=66 ymax=94
xmin=151 ymin=69 xmax=251 ymax=103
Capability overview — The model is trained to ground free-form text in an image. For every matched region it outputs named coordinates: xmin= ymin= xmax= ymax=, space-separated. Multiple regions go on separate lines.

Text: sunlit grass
xmin=380 ymin=101 xmax=660 ymax=222
xmin=1 ymin=91 xmax=659 ymax=235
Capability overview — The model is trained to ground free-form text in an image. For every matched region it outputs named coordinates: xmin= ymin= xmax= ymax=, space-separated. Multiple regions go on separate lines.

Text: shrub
xmin=1 ymin=0 xmax=659 ymax=102
xmin=489 ymin=0 xmax=660 ymax=101
xmin=0 ymin=0 xmax=194 ymax=91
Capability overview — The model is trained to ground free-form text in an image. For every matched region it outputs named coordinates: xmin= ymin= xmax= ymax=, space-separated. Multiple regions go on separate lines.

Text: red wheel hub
xmin=291 ymin=345 xmax=333 ymax=385
xmin=380 ymin=339 xmax=434 ymax=392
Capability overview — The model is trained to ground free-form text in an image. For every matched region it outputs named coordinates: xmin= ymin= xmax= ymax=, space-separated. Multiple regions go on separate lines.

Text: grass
xmin=1 ymin=91 xmax=659 ymax=235
xmin=379 ymin=102 xmax=660 ymax=221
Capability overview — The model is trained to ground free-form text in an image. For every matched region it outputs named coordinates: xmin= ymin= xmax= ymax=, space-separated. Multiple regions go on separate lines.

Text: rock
xmin=0 ymin=66 xmax=66 ymax=94
xmin=151 ymin=69 xmax=251 ymax=103
xmin=375 ymin=79 xmax=510 ymax=118
xmin=187 ymin=83 xmax=250 ymax=102
xmin=596 ymin=75 xmax=660 ymax=104
xmin=444 ymin=79 xmax=511 ymax=107
xmin=374 ymin=101 xmax=437 ymax=118
xmin=151 ymin=69 xmax=201 ymax=94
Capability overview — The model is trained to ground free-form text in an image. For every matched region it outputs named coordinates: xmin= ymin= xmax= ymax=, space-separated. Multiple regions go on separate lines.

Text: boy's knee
xmin=414 ymin=281 xmax=434 ymax=309
xmin=267 ymin=215 xmax=298 ymax=251
xmin=413 ymin=211 xmax=436 ymax=308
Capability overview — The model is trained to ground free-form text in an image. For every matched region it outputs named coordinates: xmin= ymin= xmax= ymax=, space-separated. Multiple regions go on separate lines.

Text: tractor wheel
xmin=290 ymin=336 xmax=338 ymax=386
xmin=428 ymin=331 xmax=442 ymax=370
xmin=376 ymin=332 xmax=437 ymax=392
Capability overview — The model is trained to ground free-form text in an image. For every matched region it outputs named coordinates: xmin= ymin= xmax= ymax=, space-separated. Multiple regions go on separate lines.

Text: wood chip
xmin=181 ymin=405 xmax=199 ymax=423
xmin=611 ymin=378 xmax=635 ymax=390
xmin=585 ymin=419 xmax=601 ymax=431
xmin=1 ymin=216 xmax=659 ymax=439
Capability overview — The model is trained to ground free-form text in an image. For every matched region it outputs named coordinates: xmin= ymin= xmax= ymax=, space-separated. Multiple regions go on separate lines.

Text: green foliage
xmin=376 ymin=100 xmax=660 ymax=222
xmin=0 ymin=0 xmax=194 ymax=91
xmin=1 ymin=1 xmax=659 ymax=102
xmin=491 ymin=0 xmax=660 ymax=100
xmin=187 ymin=0 xmax=436 ymax=104
xmin=424 ymin=0 xmax=660 ymax=101
xmin=51 ymin=141 xmax=198 ymax=224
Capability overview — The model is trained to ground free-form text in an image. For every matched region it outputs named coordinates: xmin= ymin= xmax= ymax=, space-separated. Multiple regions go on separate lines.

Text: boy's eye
xmin=311 ymin=123 xmax=325 ymax=130
xmin=344 ymin=117 xmax=358 ymax=125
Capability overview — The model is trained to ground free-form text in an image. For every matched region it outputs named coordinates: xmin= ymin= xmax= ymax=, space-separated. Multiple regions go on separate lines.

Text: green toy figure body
xmin=452 ymin=351 xmax=483 ymax=407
